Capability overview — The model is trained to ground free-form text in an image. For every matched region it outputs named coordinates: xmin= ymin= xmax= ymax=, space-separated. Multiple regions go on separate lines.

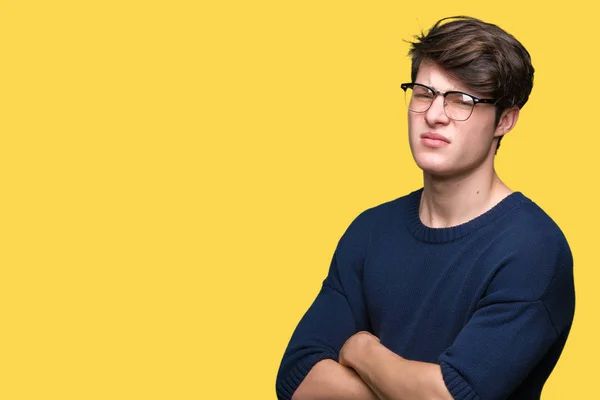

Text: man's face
xmin=408 ymin=61 xmax=500 ymax=178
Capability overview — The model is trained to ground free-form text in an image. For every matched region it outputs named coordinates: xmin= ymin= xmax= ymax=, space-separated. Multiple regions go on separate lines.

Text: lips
xmin=420 ymin=132 xmax=450 ymax=143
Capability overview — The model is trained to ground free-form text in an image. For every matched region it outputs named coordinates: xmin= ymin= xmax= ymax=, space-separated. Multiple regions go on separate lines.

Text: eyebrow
xmin=416 ymin=83 xmax=476 ymax=96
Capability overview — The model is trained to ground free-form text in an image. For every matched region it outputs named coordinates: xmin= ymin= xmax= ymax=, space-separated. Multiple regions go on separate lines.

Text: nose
xmin=424 ymin=94 xmax=450 ymax=126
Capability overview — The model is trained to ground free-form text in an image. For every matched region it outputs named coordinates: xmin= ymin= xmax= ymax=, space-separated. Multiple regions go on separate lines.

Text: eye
xmin=456 ymin=100 xmax=473 ymax=106
xmin=412 ymin=87 xmax=434 ymax=99
xmin=447 ymin=93 xmax=474 ymax=107
xmin=415 ymin=92 xmax=434 ymax=99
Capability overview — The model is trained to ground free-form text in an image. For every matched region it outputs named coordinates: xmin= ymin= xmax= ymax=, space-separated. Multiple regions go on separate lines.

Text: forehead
xmin=415 ymin=61 xmax=475 ymax=94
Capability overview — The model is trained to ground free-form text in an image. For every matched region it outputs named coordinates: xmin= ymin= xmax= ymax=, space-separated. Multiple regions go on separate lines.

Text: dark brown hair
xmin=408 ymin=16 xmax=534 ymax=151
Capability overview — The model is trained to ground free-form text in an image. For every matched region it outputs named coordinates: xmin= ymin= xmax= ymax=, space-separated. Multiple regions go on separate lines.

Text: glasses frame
xmin=400 ymin=82 xmax=498 ymax=121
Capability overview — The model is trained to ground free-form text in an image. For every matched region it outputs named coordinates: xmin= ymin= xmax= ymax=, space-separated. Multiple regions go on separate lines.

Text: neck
xmin=419 ymin=162 xmax=512 ymax=228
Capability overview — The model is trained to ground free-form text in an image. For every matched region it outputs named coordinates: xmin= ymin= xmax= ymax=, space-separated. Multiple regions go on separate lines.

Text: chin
xmin=412 ymin=152 xmax=455 ymax=176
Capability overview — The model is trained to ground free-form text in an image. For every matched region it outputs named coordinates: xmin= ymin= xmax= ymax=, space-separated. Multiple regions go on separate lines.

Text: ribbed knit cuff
xmin=440 ymin=361 xmax=481 ymax=400
xmin=276 ymin=352 xmax=337 ymax=400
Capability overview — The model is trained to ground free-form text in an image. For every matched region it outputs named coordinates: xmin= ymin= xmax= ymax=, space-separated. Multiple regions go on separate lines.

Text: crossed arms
xmin=276 ymin=209 xmax=574 ymax=400
xmin=293 ymin=331 xmax=452 ymax=400
xmin=277 ymin=273 xmax=568 ymax=400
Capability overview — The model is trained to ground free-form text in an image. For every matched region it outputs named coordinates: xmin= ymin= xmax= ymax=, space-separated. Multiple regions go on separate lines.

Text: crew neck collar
xmin=405 ymin=188 xmax=529 ymax=243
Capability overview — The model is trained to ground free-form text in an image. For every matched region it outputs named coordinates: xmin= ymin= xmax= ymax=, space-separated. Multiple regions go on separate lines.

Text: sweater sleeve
xmin=438 ymin=232 xmax=575 ymax=400
xmin=275 ymin=209 xmax=377 ymax=400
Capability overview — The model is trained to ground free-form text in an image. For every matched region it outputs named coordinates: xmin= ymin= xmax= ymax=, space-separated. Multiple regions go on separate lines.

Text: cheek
xmin=455 ymin=127 xmax=496 ymax=160
xmin=407 ymin=115 xmax=414 ymax=132
xmin=407 ymin=119 xmax=415 ymax=146
xmin=407 ymin=115 xmax=420 ymax=142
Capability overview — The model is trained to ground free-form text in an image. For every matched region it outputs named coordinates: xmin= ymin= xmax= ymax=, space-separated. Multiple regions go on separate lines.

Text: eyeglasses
xmin=400 ymin=82 xmax=497 ymax=121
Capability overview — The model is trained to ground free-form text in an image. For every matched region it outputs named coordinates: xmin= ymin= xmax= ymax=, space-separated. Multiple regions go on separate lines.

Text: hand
xmin=339 ymin=331 xmax=380 ymax=369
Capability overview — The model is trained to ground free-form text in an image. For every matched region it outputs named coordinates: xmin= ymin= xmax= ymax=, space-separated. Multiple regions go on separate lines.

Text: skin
xmin=292 ymin=61 xmax=521 ymax=400
xmin=339 ymin=332 xmax=452 ymax=400
xmin=292 ymin=359 xmax=379 ymax=400
xmin=409 ymin=61 xmax=519 ymax=228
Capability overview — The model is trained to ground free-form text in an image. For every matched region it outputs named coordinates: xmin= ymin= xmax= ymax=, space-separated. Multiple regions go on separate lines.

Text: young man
xmin=276 ymin=16 xmax=575 ymax=400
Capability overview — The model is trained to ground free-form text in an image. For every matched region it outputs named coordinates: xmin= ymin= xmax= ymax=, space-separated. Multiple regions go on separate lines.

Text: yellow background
xmin=1 ymin=1 xmax=596 ymax=399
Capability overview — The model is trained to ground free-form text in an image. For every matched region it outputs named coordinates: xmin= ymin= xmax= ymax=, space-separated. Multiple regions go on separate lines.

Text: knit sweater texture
xmin=276 ymin=189 xmax=575 ymax=400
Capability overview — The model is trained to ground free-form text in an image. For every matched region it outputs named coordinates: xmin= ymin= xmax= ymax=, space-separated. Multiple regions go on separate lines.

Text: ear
xmin=494 ymin=107 xmax=520 ymax=138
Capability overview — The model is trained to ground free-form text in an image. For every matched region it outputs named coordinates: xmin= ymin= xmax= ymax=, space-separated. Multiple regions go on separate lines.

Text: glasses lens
xmin=406 ymin=85 xmax=433 ymax=112
xmin=445 ymin=92 xmax=475 ymax=121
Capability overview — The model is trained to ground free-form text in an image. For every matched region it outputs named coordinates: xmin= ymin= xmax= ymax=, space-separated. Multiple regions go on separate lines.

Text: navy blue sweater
xmin=276 ymin=189 xmax=575 ymax=400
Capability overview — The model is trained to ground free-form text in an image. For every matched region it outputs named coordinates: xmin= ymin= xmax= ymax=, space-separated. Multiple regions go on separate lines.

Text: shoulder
xmin=493 ymin=192 xmax=571 ymax=257
xmin=325 ymin=191 xmax=418 ymax=289
xmin=482 ymin=193 xmax=575 ymax=329
xmin=334 ymin=190 xmax=419 ymax=259
xmin=342 ymin=189 xmax=418 ymax=239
